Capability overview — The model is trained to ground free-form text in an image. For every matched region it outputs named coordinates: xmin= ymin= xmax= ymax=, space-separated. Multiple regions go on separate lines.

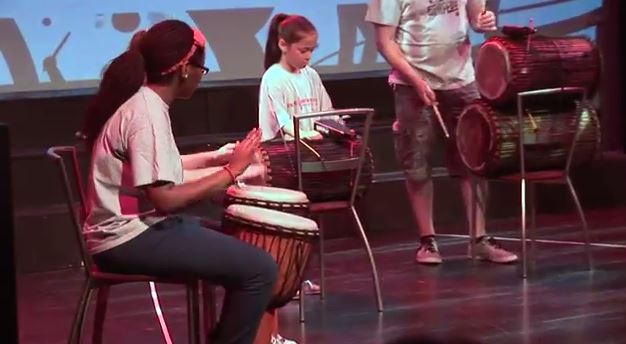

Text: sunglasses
xmin=188 ymin=62 xmax=210 ymax=75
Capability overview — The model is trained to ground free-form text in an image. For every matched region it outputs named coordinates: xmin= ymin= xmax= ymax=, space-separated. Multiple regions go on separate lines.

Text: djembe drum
xmin=222 ymin=204 xmax=319 ymax=309
xmin=455 ymin=100 xmax=600 ymax=177
xmin=475 ymin=35 xmax=600 ymax=105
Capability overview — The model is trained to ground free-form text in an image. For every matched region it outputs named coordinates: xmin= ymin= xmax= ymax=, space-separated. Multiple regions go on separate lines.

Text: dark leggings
xmin=94 ymin=215 xmax=278 ymax=344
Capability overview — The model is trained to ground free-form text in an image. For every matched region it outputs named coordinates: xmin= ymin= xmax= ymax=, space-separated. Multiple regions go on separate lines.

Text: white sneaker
xmin=415 ymin=236 xmax=443 ymax=264
xmin=271 ymin=334 xmax=298 ymax=344
xmin=292 ymin=280 xmax=321 ymax=300
xmin=470 ymin=236 xmax=518 ymax=263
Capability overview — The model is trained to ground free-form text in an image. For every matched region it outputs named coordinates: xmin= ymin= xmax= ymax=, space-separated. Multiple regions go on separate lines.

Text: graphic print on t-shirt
xmin=286 ymin=97 xmax=319 ymax=113
xmin=427 ymin=0 xmax=460 ymax=17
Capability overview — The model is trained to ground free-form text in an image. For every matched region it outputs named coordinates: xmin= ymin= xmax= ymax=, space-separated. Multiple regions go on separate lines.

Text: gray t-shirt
xmin=258 ymin=64 xmax=333 ymax=141
xmin=84 ymin=86 xmax=183 ymax=254
xmin=366 ymin=0 xmax=483 ymax=90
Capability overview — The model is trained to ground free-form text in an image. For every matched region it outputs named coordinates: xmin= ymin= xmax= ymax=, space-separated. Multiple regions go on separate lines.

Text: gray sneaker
xmin=471 ymin=236 xmax=518 ymax=263
xmin=416 ymin=237 xmax=443 ymax=264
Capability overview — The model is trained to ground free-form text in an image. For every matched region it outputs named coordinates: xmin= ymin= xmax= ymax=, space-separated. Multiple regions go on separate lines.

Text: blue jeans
xmin=392 ymin=82 xmax=480 ymax=182
xmin=94 ymin=215 xmax=278 ymax=344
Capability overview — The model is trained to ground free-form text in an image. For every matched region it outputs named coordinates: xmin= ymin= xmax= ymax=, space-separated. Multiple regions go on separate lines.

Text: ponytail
xmin=128 ymin=29 xmax=147 ymax=51
xmin=263 ymin=14 xmax=317 ymax=70
xmin=264 ymin=13 xmax=289 ymax=70
xmin=83 ymin=20 xmax=200 ymax=150
xmin=82 ymin=50 xmax=145 ymax=150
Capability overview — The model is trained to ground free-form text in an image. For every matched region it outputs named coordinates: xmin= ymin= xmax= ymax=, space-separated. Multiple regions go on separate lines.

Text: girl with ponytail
xmin=256 ymin=13 xmax=346 ymax=344
xmin=259 ymin=13 xmax=340 ymax=142
xmin=83 ymin=20 xmax=278 ymax=343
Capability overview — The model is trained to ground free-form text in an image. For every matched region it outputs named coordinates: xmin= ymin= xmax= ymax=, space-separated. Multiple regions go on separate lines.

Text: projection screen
xmin=0 ymin=0 xmax=602 ymax=97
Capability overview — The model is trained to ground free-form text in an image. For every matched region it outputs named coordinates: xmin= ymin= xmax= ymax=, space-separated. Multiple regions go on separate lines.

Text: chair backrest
xmin=46 ymin=145 xmax=94 ymax=275
xmin=292 ymin=108 xmax=375 ymax=206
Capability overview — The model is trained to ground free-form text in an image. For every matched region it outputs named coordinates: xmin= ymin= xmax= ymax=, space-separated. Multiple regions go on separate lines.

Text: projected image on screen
xmin=0 ymin=0 xmax=602 ymax=95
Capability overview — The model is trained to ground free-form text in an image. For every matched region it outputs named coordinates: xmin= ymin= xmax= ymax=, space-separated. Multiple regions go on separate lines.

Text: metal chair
xmin=292 ymin=108 xmax=384 ymax=321
xmin=47 ymin=146 xmax=216 ymax=344
xmin=469 ymin=87 xmax=595 ymax=278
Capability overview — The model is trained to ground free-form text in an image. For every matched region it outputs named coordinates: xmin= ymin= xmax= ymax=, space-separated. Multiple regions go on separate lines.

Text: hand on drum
xmin=229 ymin=128 xmax=261 ymax=175
xmin=474 ymin=10 xmax=497 ymax=32
xmin=236 ymin=163 xmax=268 ymax=185
xmin=301 ymin=130 xmax=324 ymax=141
xmin=212 ymin=142 xmax=236 ymax=165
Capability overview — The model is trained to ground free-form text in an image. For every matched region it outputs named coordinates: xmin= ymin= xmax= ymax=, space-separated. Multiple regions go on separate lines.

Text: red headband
xmin=160 ymin=28 xmax=207 ymax=75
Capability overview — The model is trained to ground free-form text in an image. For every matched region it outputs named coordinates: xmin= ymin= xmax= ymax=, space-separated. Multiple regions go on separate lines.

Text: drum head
xmin=456 ymin=103 xmax=494 ymax=173
xmin=476 ymin=40 xmax=511 ymax=101
xmin=226 ymin=184 xmax=309 ymax=203
xmin=225 ymin=204 xmax=318 ymax=233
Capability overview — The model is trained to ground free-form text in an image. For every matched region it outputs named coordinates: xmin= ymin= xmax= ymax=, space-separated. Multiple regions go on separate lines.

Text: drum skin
xmin=224 ymin=184 xmax=310 ymax=217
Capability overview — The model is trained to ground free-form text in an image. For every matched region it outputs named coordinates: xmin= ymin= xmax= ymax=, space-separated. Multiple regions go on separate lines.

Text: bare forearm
xmin=372 ymin=24 xmax=436 ymax=105
xmin=149 ymin=128 xmax=261 ymax=214
xmin=467 ymin=1 xmax=497 ymax=32
xmin=149 ymin=168 xmax=235 ymax=213
xmin=183 ymin=166 xmax=224 ymax=183
xmin=280 ymin=122 xmax=296 ymax=137
xmin=279 ymin=122 xmax=319 ymax=140
xmin=376 ymin=37 xmax=424 ymax=87
xmin=467 ymin=0 xmax=485 ymax=29
xmin=181 ymin=151 xmax=221 ymax=169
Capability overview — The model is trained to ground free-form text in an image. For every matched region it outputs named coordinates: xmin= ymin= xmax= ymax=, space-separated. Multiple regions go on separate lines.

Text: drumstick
xmin=298 ymin=139 xmax=322 ymax=160
xmin=526 ymin=110 xmax=538 ymax=131
xmin=432 ymin=104 xmax=450 ymax=139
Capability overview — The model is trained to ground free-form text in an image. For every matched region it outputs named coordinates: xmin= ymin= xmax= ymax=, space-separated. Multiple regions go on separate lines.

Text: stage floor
xmin=17 ymin=208 xmax=626 ymax=344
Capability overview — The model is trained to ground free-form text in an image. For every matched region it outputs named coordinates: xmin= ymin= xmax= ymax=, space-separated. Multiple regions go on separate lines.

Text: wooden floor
xmin=17 ymin=208 xmax=626 ymax=344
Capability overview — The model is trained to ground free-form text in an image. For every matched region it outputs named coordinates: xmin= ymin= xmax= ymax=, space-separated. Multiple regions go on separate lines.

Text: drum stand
xmin=292 ymin=109 xmax=384 ymax=321
xmin=468 ymin=87 xmax=594 ymax=278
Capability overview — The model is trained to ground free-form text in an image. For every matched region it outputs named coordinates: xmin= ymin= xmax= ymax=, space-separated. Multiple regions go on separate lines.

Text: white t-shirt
xmin=84 ymin=86 xmax=183 ymax=254
xmin=258 ymin=64 xmax=333 ymax=141
xmin=366 ymin=0 xmax=482 ymax=90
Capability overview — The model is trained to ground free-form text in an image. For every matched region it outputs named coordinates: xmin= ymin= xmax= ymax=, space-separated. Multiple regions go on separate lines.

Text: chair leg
xmin=318 ymin=214 xmax=326 ymax=301
xmin=68 ymin=280 xmax=95 ymax=344
xmin=187 ymin=282 xmax=201 ymax=344
xmin=202 ymin=282 xmax=217 ymax=342
xmin=520 ymin=179 xmax=529 ymax=278
xmin=528 ymin=182 xmax=537 ymax=270
xmin=92 ymin=286 xmax=110 ymax=344
xmin=469 ymin=177 xmax=478 ymax=259
xmin=299 ymin=281 xmax=306 ymax=323
xmin=566 ymin=177 xmax=593 ymax=271
xmin=299 ymin=213 xmax=324 ymax=323
xmin=350 ymin=206 xmax=383 ymax=312
xmin=148 ymin=282 xmax=174 ymax=344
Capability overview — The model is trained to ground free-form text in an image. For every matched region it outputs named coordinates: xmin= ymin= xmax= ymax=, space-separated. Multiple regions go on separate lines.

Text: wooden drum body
xmin=222 ymin=204 xmax=319 ymax=309
xmin=475 ymin=35 xmax=600 ymax=105
xmin=258 ymin=139 xmax=374 ymax=202
xmin=455 ymin=100 xmax=600 ymax=177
